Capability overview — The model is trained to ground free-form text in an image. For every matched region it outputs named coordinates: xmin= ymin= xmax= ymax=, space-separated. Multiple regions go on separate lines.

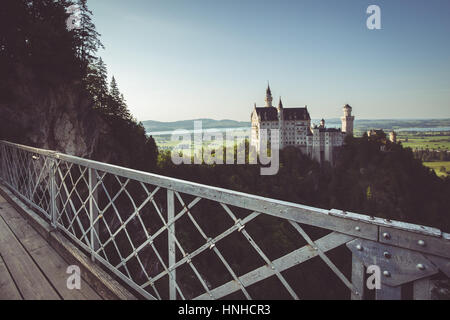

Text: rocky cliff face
xmin=0 ymin=65 xmax=158 ymax=174
xmin=0 ymin=66 xmax=105 ymax=158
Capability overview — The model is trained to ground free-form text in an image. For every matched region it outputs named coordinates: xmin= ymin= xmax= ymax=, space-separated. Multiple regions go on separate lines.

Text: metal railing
xmin=0 ymin=140 xmax=449 ymax=300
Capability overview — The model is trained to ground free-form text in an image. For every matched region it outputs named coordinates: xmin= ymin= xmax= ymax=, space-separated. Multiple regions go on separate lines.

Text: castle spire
xmin=278 ymin=97 xmax=283 ymax=109
xmin=265 ymin=83 xmax=273 ymax=108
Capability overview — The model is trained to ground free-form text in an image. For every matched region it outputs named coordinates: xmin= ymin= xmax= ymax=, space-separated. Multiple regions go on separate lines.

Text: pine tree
xmin=85 ymin=57 xmax=108 ymax=110
xmin=73 ymin=0 xmax=104 ymax=68
xmin=108 ymin=76 xmax=131 ymax=120
xmin=109 ymin=76 xmax=121 ymax=103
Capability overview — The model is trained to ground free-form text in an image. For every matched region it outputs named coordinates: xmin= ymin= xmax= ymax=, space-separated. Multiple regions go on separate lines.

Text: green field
xmin=399 ymin=134 xmax=450 ymax=151
xmin=423 ymin=161 xmax=450 ymax=178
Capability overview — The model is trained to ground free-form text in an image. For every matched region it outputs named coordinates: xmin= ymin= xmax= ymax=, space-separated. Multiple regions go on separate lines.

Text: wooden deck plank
xmin=0 ymin=204 xmax=102 ymax=300
xmin=0 ymin=255 xmax=22 ymax=300
xmin=0 ymin=185 xmax=137 ymax=300
xmin=0 ymin=212 xmax=60 ymax=300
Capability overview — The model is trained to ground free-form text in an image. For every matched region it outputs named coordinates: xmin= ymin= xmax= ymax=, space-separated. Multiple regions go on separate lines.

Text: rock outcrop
xmin=0 ymin=65 xmax=104 ymax=158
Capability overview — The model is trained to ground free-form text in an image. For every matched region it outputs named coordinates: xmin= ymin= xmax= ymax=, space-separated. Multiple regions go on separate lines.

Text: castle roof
xmin=254 ymin=107 xmax=278 ymax=121
xmin=254 ymin=106 xmax=310 ymax=121
xmin=282 ymin=107 xmax=310 ymax=120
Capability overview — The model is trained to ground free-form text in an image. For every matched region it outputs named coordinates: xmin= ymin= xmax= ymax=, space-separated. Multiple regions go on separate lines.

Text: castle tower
xmin=265 ymin=84 xmax=273 ymax=108
xmin=320 ymin=118 xmax=325 ymax=128
xmin=341 ymin=104 xmax=355 ymax=136
xmin=389 ymin=131 xmax=397 ymax=143
xmin=277 ymin=97 xmax=284 ymax=149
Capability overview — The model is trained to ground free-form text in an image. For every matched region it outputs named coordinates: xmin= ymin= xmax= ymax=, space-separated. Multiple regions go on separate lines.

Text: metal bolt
xmin=383 ymin=251 xmax=391 ymax=259
xmin=355 ymin=244 xmax=363 ymax=251
xmin=355 ymin=226 xmax=361 ymax=232
xmin=417 ymin=240 xmax=426 ymax=247
xmin=382 ymin=232 xmax=391 ymax=240
xmin=383 ymin=270 xmax=391 ymax=277
xmin=417 ymin=264 xmax=425 ymax=271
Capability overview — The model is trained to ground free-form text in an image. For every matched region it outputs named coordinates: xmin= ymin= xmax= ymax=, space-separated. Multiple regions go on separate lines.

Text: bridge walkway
xmin=0 ymin=194 xmax=102 ymax=300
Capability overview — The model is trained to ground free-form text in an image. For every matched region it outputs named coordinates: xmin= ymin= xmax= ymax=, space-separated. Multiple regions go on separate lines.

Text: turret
xmin=320 ymin=118 xmax=325 ymax=128
xmin=389 ymin=131 xmax=397 ymax=143
xmin=277 ymin=97 xmax=283 ymax=110
xmin=341 ymin=104 xmax=355 ymax=136
xmin=265 ymin=84 xmax=273 ymax=108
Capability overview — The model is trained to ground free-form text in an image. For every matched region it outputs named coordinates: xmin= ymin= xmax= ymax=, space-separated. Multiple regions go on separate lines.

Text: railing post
xmin=350 ymin=253 xmax=365 ymax=300
xmin=167 ymin=189 xmax=176 ymax=300
xmin=89 ymin=168 xmax=100 ymax=262
xmin=49 ymin=158 xmax=57 ymax=228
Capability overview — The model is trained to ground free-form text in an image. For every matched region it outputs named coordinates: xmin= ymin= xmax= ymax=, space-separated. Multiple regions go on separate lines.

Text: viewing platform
xmin=0 ymin=194 xmax=101 ymax=300
xmin=0 ymin=140 xmax=449 ymax=300
xmin=0 ymin=188 xmax=136 ymax=300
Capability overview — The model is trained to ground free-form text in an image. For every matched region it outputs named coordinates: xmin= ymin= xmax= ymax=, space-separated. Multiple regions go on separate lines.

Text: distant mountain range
xmin=142 ymin=119 xmax=251 ymax=133
xmin=142 ymin=118 xmax=450 ymax=134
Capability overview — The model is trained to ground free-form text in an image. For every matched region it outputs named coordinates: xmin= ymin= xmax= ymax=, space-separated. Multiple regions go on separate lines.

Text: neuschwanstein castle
xmin=250 ymin=85 xmax=355 ymax=164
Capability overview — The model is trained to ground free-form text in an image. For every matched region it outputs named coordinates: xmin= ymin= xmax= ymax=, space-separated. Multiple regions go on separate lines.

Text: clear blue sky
xmin=88 ymin=0 xmax=450 ymax=122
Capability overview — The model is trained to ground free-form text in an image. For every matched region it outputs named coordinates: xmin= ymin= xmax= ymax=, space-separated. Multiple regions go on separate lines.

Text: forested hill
xmin=0 ymin=0 xmax=158 ymax=172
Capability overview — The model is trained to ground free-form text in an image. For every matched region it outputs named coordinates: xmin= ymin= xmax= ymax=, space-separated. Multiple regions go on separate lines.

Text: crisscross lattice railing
xmin=0 ymin=140 xmax=449 ymax=300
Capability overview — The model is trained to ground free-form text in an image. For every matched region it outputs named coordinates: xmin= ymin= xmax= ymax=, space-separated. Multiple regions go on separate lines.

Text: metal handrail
xmin=0 ymin=140 xmax=449 ymax=300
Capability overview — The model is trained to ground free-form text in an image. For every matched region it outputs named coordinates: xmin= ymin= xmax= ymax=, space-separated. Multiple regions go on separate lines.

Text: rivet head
xmin=383 ymin=232 xmax=391 ymax=240
xmin=383 ymin=270 xmax=391 ymax=277
xmin=418 ymin=240 xmax=426 ymax=247
xmin=417 ymin=264 xmax=426 ymax=271
xmin=383 ymin=251 xmax=391 ymax=259
xmin=355 ymin=226 xmax=361 ymax=232
xmin=356 ymin=244 xmax=363 ymax=251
